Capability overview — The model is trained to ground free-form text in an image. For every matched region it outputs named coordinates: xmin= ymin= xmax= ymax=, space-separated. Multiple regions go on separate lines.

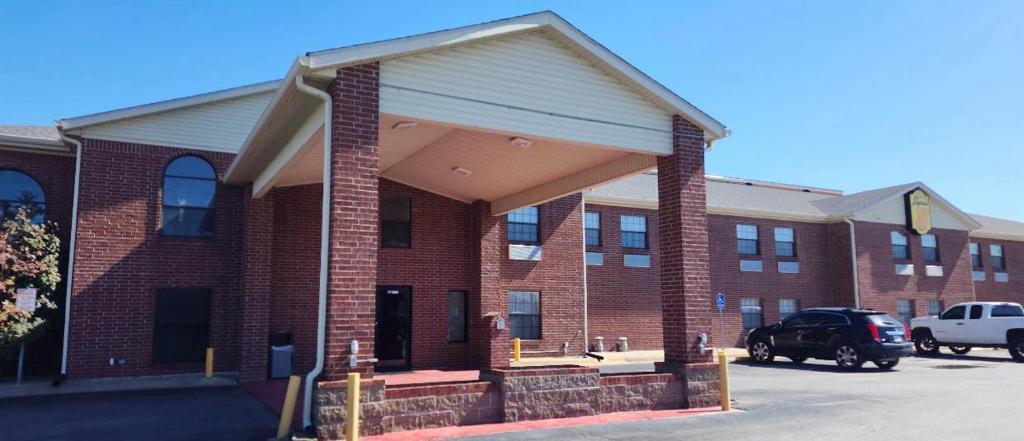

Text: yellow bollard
xmin=277 ymin=375 xmax=301 ymax=439
xmin=346 ymin=372 xmax=361 ymax=441
xmin=205 ymin=348 xmax=214 ymax=379
xmin=513 ymin=338 xmax=521 ymax=362
xmin=718 ymin=349 xmax=731 ymax=411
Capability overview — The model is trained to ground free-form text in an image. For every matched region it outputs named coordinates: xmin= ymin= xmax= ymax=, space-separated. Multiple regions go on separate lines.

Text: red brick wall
xmin=238 ymin=187 xmax=274 ymax=380
xmin=0 ymin=148 xmax=76 ymax=376
xmin=708 ymin=215 xmax=837 ymax=347
xmin=971 ymin=238 xmax=1024 ymax=304
xmin=853 ymin=221 xmax=975 ymax=318
xmin=584 ymin=204 xmax=663 ymax=350
xmin=67 ymin=138 xmax=244 ymax=378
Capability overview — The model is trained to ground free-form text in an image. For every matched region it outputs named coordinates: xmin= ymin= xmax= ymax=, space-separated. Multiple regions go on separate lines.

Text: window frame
xmin=584 ymin=211 xmax=601 ymax=247
xmin=619 ymin=215 xmax=648 ymax=249
xmin=891 ymin=231 xmax=910 ymax=260
xmin=161 ymin=155 xmax=217 ymax=238
xmin=446 ymin=290 xmax=468 ymax=343
xmin=927 ymin=299 xmax=943 ymax=317
xmin=0 ymin=168 xmax=46 ymax=223
xmin=736 ymin=224 xmax=760 ymax=256
xmin=740 ymin=298 xmax=763 ymax=329
xmin=507 ymin=207 xmax=540 ymax=245
xmin=896 ymin=299 xmax=914 ymax=324
xmin=969 ymin=243 xmax=982 ymax=269
xmin=773 ymin=227 xmax=796 ymax=257
xmin=778 ymin=298 xmax=798 ymax=320
xmin=508 ymin=290 xmax=542 ymax=340
xmin=380 ymin=196 xmax=412 ymax=248
xmin=991 ymin=244 xmax=1007 ymax=271
xmin=921 ymin=234 xmax=939 ymax=263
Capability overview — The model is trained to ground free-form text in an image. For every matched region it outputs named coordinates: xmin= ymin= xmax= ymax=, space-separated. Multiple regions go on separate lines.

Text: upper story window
xmin=584 ymin=212 xmax=601 ymax=247
xmin=991 ymin=244 xmax=1006 ymax=271
xmin=620 ymin=215 xmax=647 ymax=249
xmin=921 ymin=234 xmax=939 ymax=262
xmin=381 ymin=197 xmax=411 ymax=248
xmin=507 ymin=207 xmax=539 ymax=244
xmin=162 ymin=156 xmax=216 ymax=237
xmin=0 ymin=170 xmax=45 ymax=223
xmin=969 ymin=243 xmax=982 ymax=269
xmin=774 ymin=227 xmax=795 ymax=257
xmin=891 ymin=231 xmax=909 ymax=260
xmin=736 ymin=224 xmax=759 ymax=255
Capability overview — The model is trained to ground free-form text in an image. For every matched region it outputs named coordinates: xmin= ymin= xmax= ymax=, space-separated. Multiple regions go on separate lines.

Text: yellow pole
xmin=513 ymin=338 xmax=521 ymax=362
xmin=277 ymin=375 xmax=301 ymax=438
xmin=204 ymin=348 xmax=214 ymax=379
xmin=718 ymin=349 xmax=730 ymax=411
xmin=346 ymin=372 xmax=361 ymax=441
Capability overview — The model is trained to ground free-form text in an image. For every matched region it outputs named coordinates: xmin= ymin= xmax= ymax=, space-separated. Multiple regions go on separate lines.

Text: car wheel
xmin=949 ymin=346 xmax=971 ymax=355
xmin=834 ymin=344 xmax=863 ymax=370
xmin=1009 ymin=339 xmax=1024 ymax=362
xmin=914 ymin=334 xmax=940 ymax=355
xmin=789 ymin=356 xmax=807 ymax=364
xmin=749 ymin=340 xmax=775 ymax=363
xmin=874 ymin=359 xmax=900 ymax=370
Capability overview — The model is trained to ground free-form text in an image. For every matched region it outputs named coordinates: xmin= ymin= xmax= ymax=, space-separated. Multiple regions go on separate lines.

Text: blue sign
xmin=715 ymin=292 xmax=726 ymax=311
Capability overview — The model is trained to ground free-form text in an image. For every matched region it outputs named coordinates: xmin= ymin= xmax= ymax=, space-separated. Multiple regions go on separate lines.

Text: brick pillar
xmin=472 ymin=200 xmax=509 ymax=370
xmin=323 ymin=63 xmax=380 ymax=380
xmin=239 ymin=188 xmax=275 ymax=380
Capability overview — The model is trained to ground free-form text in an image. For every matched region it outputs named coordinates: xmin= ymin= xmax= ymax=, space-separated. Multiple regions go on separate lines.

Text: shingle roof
xmin=0 ymin=125 xmax=60 ymax=141
xmin=809 ymin=182 xmax=921 ymax=217
xmin=969 ymin=213 xmax=1024 ymax=239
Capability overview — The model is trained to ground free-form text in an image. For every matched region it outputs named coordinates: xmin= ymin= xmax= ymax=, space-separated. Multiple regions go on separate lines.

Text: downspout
xmin=844 ymin=218 xmax=861 ymax=309
xmin=580 ymin=197 xmax=589 ymax=352
xmin=294 ymin=75 xmax=332 ymax=430
xmin=58 ymin=133 xmax=83 ymax=378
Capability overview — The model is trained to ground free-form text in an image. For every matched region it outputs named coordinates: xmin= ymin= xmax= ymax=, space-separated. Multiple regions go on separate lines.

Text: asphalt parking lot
xmin=465 ymin=349 xmax=1024 ymax=441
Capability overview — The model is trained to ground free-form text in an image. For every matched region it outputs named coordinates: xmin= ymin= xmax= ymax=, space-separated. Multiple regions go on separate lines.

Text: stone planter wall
xmin=482 ymin=366 xmax=602 ymax=422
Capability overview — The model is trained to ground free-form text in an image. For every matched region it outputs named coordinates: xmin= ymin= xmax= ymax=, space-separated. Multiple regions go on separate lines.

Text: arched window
xmin=0 ymin=170 xmax=45 ymax=223
xmin=162 ymin=156 xmax=216 ymax=237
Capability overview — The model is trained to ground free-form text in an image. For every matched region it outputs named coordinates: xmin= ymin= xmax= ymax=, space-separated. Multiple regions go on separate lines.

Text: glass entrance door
xmin=375 ymin=285 xmax=412 ymax=371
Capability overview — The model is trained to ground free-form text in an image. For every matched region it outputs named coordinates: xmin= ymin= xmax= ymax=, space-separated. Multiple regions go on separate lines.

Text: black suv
xmin=746 ymin=308 xmax=914 ymax=370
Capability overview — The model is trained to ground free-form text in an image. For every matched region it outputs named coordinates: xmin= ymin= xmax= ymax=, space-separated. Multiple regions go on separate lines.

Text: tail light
xmin=866 ymin=322 xmax=881 ymax=342
xmin=904 ymin=323 xmax=912 ymax=341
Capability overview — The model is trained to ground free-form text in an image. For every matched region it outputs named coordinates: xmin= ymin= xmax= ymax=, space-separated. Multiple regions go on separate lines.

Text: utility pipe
xmin=58 ymin=133 xmax=83 ymax=377
xmin=844 ymin=218 xmax=861 ymax=309
xmin=294 ymin=75 xmax=332 ymax=429
xmin=580 ymin=198 xmax=589 ymax=351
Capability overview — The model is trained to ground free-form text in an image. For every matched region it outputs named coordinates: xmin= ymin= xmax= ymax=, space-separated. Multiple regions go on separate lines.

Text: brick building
xmin=1 ymin=10 xmax=1022 ymax=437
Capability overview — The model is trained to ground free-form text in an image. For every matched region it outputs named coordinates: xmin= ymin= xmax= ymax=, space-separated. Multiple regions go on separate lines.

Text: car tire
xmin=874 ymin=359 xmax=900 ymax=370
xmin=914 ymin=334 xmax=940 ymax=356
xmin=1009 ymin=339 xmax=1024 ymax=362
xmin=789 ymin=356 xmax=807 ymax=364
xmin=749 ymin=340 xmax=775 ymax=363
xmin=949 ymin=346 xmax=971 ymax=355
xmin=834 ymin=344 xmax=863 ymax=370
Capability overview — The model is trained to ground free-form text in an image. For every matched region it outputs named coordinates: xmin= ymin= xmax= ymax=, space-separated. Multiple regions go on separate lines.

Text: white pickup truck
xmin=910 ymin=302 xmax=1024 ymax=361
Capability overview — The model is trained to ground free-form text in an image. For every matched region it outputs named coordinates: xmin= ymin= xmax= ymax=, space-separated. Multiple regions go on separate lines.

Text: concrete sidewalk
xmin=510 ymin=348 xmax=749 ymax=369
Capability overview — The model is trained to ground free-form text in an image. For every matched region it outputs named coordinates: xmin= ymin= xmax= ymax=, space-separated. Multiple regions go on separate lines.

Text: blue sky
xmin=3 ymin=1 xmax=1023 ymax=219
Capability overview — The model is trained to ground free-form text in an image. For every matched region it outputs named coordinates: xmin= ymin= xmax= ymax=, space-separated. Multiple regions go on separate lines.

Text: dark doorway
xmin=153 ymin=288 xmax=212 ymax=363
xmin=375 ymin=285 xmax=412 ymax=371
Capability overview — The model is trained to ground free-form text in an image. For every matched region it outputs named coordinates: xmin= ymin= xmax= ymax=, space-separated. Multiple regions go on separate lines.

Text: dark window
xmin=447 ymin=291 xmax=467 ymax=342
xmin=782 ymin=313 xmax=811 ymax=328
xmin=737 ymin=224 xmax=759 ymax=255
xmin=992 ymin=304 xmax=1024 ymax=317
xmin=381 ymin=197 xmax=411 ymax=248
xmin=620 ymin=215 xmax=647 ymax=249
xmin=969 ymin=305 xmax=984 ymax=320
xmin=921 ymin=234 xmax=939 ymax=262
xmin=153 ymin=288 xmax=212 ymax=363
xmin=0 ymin=169 xmax=45 ymax=223
xmin=162 ymin=156 xmax=216 ymax=237
xmin=584 ymin=212 xmax=601 ymax=247
xmin=819 ymin=313 xmax=849 ymax=326
xmin=991 ymin=244 xmax=1006 ymax=271
xmin=891 ymin=232 xmax=909 ymax=260
xmin=941 ymin=305 xmax=966 ymax=320
xmin=507 ymin=207 xmax=539 ymax=244
xmin=740 ymin=298 xmax=762 ymax=329
xmin=774 ymin=227 xmax=795 ymax=257
xmin=969 ymin=243 xmax=982 ymax=269
xmin=509 ymin=291 xmax=540 ymax=340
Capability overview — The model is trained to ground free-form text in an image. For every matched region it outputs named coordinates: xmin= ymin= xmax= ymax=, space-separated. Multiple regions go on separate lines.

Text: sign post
xmin=15 ymin=288 xmax=37 ymax=385
xmin=715 ymin=292 xmax=726 ymax=349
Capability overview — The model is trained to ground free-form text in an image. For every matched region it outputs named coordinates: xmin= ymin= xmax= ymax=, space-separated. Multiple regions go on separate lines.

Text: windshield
xmin=864 ymin=314 xmax=903 ymax=326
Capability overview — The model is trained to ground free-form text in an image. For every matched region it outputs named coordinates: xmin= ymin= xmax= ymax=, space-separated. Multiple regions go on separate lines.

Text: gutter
xmin=293 ymin=75 xmax=332 ymax=430
xmin=57 ymin=132 xmax=83 ymax=377
xmin=580 ymin=199 xmax=589 ymax=351
xmin=844 ymin=218 xmax=861 ymax=309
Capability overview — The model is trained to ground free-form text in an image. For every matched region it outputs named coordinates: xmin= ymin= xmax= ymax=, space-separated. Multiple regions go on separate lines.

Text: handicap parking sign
xmin=715 ymin=292 xmax=726 ymax=311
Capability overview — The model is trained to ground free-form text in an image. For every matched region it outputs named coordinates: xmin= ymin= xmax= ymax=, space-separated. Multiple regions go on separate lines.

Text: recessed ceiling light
xmin=451 ymin=166 xmax=472 ymax=177
xmin=509 ymin=136 xmax=533 ymax=148
xmin=392 ymin=121 xmax=418 ymax=130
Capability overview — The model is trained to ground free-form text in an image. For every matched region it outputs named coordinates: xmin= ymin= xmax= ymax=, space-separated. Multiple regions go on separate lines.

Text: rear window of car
xmin=864 ymin=314 xmax=902 ymax=326
xmin=991 ymin=304 xmax=1024 ymax=317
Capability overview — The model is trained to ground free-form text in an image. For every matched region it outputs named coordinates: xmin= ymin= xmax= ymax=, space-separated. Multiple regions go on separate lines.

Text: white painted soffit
xmin=837 ymin=182 xmax=982 ymax=230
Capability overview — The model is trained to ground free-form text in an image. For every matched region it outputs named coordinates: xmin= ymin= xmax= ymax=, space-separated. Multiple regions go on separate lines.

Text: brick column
xmin=657 ymin=115 xmax=714 ymax=366
xmin=472 ymin=200 xmax=509 ymax=370
xmin=238 ymin=188 xmax=275 ymax=381
xmin=323 ymin=63 xmax=380 ymax=380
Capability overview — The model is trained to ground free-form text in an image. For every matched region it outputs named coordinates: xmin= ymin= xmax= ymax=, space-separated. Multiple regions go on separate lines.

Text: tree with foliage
xmin=0 ymin=208 xmax=60 ymax=357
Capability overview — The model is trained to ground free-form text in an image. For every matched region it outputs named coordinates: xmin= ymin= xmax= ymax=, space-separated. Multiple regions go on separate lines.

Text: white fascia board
xmin=0 ymin=134 xmax=70 ymax=154
xmin=304 ymin=11 xmax=728 ymax=140
xmin=252 ymin=103 xmax=325 ymax=198
xmin=969 ymin=231 xmax=1024 ymax=242
xmin=60 ymin=80 xmax=281 ymax=130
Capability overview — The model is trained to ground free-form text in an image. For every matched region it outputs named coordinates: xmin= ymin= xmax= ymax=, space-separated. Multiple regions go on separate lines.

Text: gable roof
xmin=970 ymin=213 xmax=1024 ymax=241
